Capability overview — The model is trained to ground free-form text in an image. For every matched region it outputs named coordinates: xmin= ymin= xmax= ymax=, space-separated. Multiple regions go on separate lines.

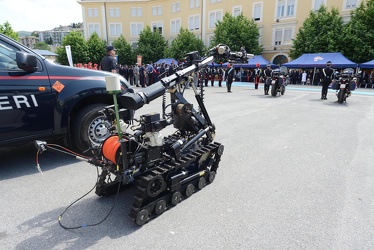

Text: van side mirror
xmin=16 ymin=51 xmax=37 ymax=73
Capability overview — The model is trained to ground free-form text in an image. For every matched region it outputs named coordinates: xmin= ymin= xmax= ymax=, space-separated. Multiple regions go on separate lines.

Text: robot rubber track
xmin=130 ymin=141 xmax=223 ymax=225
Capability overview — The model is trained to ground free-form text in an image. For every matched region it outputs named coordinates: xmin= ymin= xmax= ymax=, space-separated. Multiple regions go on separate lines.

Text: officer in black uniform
xmin=225 ymin=63 xmax=235 ymax=92
xmin=263 ymin=64 xmax=272 ymax=95
xmin=100 ymin=46 xmax=117 ymax=73
xmin=320 ymin=61 xmax=334 ymax=100
xmin=217 ymin=66 xmax=224 ymax=87
xmin=209 ymin=65 xmax=216 ymax=86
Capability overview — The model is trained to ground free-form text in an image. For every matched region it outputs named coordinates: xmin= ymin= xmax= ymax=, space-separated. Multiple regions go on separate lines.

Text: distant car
xmin=0 ymin=33 xmax=133 ymax=152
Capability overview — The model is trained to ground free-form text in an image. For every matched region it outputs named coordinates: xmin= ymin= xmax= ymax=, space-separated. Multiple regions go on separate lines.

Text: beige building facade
xmin=78 ymin=0 xmax=364 ymax=64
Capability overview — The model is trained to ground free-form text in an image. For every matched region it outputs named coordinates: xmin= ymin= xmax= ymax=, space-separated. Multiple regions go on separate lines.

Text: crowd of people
xmin=97 ymin=45 xmax=374 ymax=94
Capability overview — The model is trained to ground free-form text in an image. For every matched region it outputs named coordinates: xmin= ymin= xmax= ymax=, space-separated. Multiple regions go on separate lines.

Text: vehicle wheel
xmin=154 ymin=200 xmax=167 ymax=215
xmin=146 ymin=175 xmax=166 ymax=198
xmin=171 ymin=191 xmax=182 ymax=206
xmin=281 ymin=86 xmax=285 ymax=95
xmin=185 ymin=184 xmax=195 ymax=197
xmin=135 ymin=209 xmax=149 ymax=226
xmin=208 ymin=171 xmax=216 ymax=183
xmin=72 ymin=104 xmax=111 ymax=152
xmin=271 ymin=85 xmax=277 ymax=97
xmin=338 ymin=90 xmax=345 ymax=104
xmin=197 ymin=177 xmax=206 ymax=190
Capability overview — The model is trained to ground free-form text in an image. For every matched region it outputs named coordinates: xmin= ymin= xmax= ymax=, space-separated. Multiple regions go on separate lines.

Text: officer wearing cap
xmin=100 ymin=45 xmax=117 ymax=73
xmin=320 ymin=61 xmax=334 ymax=100
xmin=225 ymin=63 xmax=235 ymax=92
xmin=263 ymin=64 xmax=272 ymax=95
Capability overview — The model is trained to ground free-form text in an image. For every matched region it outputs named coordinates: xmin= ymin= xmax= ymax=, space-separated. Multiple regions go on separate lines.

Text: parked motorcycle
xmin=333 ymin=68 xmax=357 ymax=104
xmin=270 ymin=67 xmax=287 ymax=97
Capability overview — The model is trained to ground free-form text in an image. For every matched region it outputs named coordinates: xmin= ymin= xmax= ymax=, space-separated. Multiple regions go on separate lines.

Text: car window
xmin=0 ymin=40 xmax=19 ymax=70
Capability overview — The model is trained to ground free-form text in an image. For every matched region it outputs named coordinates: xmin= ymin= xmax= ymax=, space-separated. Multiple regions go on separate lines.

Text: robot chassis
xmin=85 ymin=45 xmax=251 ymax=226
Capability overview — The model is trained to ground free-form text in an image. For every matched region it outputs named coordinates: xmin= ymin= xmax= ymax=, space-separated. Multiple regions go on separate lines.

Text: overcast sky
xmin=0 ymin=0 xmax=83 ymax=31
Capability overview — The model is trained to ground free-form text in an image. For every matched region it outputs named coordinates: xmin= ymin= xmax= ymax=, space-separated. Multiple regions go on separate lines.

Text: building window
xmin=109 ymin=8 xmax=120 ymax=17
xmin=253 ymin=3 xmax=262 ymax=21
xmin=210 ymin=0 xmax=222 ymax=3
xmin=152 ymin=22 xmax=163 ymax=35
xmin=88 ymin=23 xmax=100 ymax=37
xmin=233 ymin=6 xmax=242 ymax=17
xmin=345 ymin=0 xmax=357 ymax=8
xmin=152 ymin=6 xmax=162 ymax=16
xmin=277 ymin=0 xmax=295 ymax=18
xmin=88 ymin=8 xmax=98 ymax=17
xmin=283 ymin=28 xmax=292 ymax=44
xmin=190 ymin=0 xmax=200 ymax=9
xmin=131 ymin=23 xmax=143 ymax=37
xmin=171 ymin=18 xmax=181 ymax=34
xmin=313 ymin=0 xmax=325 ymax=11
xmin=131 ymin=7 xmax=142 ymax=17
xmin=277 ymin=1 xmax=285 ymax=17
xmin=171 ymin=2 xmax=180 ymax=12
xmin=131 ymin=41 xmax=138 ymax=49
xmin=273 ymin=27 xmax=293 ymax=46
xmin=275 ymin=30 xmax=282 ymax=45
xmin=109 ymin=23 xmax=121 ymax=37
xmin=287 ymin=0 xmax=295 ymax=16
xmin=209 ymin=10 xmax=222 ymax=28
xmin=188 ymin=15 xmax=200 ymax=31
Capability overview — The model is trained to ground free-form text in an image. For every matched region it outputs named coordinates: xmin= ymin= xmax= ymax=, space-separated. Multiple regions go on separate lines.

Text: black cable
xmin=58 ymin=167 xmax=122 ymax=230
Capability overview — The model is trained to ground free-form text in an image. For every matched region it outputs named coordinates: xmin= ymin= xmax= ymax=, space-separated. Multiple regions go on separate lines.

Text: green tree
xmin=137 ymin=26 xmax=167 ymax=64
xmin=33 ymin=42 xmax=51 ymax=51
xmin=211 ymin=13 xmax=262 ymax=56
xmin=31 ymin=31 xmax=39 ymax=37
xmin=167 ymin=28 xmax=206 ymax=60
xmin=112 ymin=34 xmax=134 ymax=65
xmin=0 ymin=21 xmax=19 ymax=41
xmin=86 ymin=32 xmax=106 ymax=65
xmin=55 ymin=31 xmax=89 ymax=65
xmin=341 ymin=0 xmax=374 ymax=63
xmin=45 ymin=36 xmax=53 ymax=45
xmin=290 ymin=5 xmax=344 ymax=59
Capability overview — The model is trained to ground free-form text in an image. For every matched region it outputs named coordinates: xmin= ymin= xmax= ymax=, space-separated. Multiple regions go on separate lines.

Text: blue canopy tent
xmin=155 ymin=58 xmax=177 ymax=65
xmin=282 ymin=52 xmax=357 ymax=69
xmin=359 ymin=59 xmax=374 ymax=69
xmin=233 ymin=55 xmax=277 ymax=68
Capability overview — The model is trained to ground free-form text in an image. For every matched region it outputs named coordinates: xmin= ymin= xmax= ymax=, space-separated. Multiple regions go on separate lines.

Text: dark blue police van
xmin=0 ymin=33 xmax=131 ymax=152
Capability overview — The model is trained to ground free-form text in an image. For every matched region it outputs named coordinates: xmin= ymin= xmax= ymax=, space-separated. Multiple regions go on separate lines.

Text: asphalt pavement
xmin=1 ymin=82 xmax=374 ymax=249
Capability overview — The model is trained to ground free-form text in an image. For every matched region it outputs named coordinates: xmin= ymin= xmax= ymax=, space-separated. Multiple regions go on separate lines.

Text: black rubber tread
xmin=130 ymin=142 xmax=222 ymax=224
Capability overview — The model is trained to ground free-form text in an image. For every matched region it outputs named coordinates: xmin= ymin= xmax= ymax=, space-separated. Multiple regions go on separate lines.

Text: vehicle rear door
xmin=0 ymin=38 xmax=54 ymax=145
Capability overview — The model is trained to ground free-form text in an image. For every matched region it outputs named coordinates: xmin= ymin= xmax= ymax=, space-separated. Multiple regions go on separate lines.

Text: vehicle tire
xmin=338 ymin=90 xmax=345 ymax=104
xmin=271 ymin=85 xmax=277 ymax=96
xmin=72 ymin=103 xmax=111 ymax=152
xmin=281 ymin=86 xmax=285 ymax=95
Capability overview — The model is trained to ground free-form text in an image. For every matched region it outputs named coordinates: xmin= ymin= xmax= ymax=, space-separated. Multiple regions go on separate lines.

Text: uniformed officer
xmin=263 ymin=64 xmax=272 ymax=95
xmin=320 ymin=61 xmax=334 ymax=100
xmin=209 ymin=65 xmax=216 ymax=86
xmin=100 ymin=46 xmax=117 ymax=73
xmin=203 ymin=66 xmax=209 ymax=87
xmin=217 ymin=66 xmax=224 ymax=87
xmin=225 ymin=63 xmax=235 ymax=92
xmin=254 ymin=63 xmax=261 ymax=89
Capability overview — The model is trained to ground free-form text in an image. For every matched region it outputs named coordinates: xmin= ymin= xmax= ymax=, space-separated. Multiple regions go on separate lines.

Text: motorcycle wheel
xmin=271 ymin=85 xmax=277 ymax=97
xmin=281 ymin=86 xmax=285 ymax=95
xmin=338 ymin=90 xmax=345 ymax=104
